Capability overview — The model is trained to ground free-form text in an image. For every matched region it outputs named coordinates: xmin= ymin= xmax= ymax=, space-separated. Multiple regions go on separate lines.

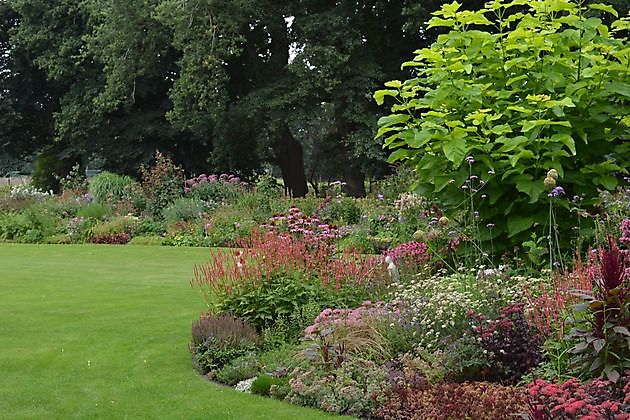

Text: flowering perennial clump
xmin=524 ymin=253 xmax=595 ymax=340
xmin=389 ymin=271 xmax=533 ymax=350
xmin=304 ymin=300 xmax=400 ymax=339
xmin=384 ymin=241 xmax=430 ymax=275
xmin=527 ymin=373 xmax=630 ymax=419
xmin=261 ymin=207 xmax=341 ymax=240
xmin=184 ymin=173 xmax=243 ymax=192
xmin=191 ymin=230 xmax=383 ymax=306
xmin=10 ymin=185 xmax=53 ymax=200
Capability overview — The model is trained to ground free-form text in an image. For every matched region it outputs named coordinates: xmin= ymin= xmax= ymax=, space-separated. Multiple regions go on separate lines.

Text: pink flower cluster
xmin=304 ymin=300 xmax=400 ymax=339
xmin=183 ymin=173 xmax=243 ymax=193
xmin=261 ymin=207 xmax=341 ymax=240
xmin=621 ymin=219 xmax=630 ymax=244
xmin=384 ymin=241 xmax=429 ymax=273
xmin=528 ymin=374 xmax=630 ymax=419
xmin=192 ymin=230 xmax=383 ymax=299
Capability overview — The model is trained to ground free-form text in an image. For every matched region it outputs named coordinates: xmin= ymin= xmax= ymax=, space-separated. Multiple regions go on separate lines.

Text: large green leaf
xmin=593 ymin=175 xmax=618 ymax=190
xmin=441 ymin=128 xmax=468 ymax=164
xmin=507 ymin=215 xmax=534 ymax=238
xmin=377 ymin=113 xmax=410 ymax=127
xmin=387 ymin=149 xmax=413 ymax=163
xmin=550 ymin=133 xmax=576 ymax=155
xmin=514 ymin=174 xmax=546 ymax=203
xmin=404 ymin=129 xmax=434 ymax=148
xmin=373 ymin=89 xmax=399 ymax=106
xmin=509 ymin=149 xmax=535 ymax=167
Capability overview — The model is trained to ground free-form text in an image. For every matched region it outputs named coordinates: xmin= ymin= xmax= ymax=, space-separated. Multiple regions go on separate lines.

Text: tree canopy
xmin=0 ymin=0 xmax=462 ymax=195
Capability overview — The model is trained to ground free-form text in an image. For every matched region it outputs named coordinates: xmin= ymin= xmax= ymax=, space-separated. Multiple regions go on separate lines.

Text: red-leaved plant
xmin=524 ymin=250 xmax=596 ymax=340
xmin=191 ymin=230 xmax=387 ymax=322
xmin=567 ymin=236 xmax=629 ymax=382
xmin=527 ymin=372 xmax=630 ymax=419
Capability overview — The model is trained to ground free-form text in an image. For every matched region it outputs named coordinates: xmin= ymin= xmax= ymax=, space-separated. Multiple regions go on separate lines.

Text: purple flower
xmin=466 ymin=156 xmax=475 ymax=164
xmin=549 ymin=186 xmax=565 ymax=198
xmin=377 ymin=192 xmax=384 ymax=201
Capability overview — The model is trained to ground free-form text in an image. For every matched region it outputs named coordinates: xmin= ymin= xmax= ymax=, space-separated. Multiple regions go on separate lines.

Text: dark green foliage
xmin=250 ymin=375 xmax=288 ymax=397
xmin=0 ymin=208 xmax=57 ymax=243
xmin=31 ymin=152 xmax=61 ymax=194
xmin=319 ymin=197 xmax=361 ymax=225
xmin=132 ymin=218 xmax=166 ymax=236
xmin=216 ymin=271 xmax=366 ymax=332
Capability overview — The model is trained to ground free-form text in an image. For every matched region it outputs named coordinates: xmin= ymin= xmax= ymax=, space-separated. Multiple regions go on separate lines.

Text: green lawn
xmin=0 ymin=244 xmax=339 ymax=419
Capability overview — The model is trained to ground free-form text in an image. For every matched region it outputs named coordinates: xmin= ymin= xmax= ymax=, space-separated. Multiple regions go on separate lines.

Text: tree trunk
xmin=341 ymin=160 xmax=366 ymax=198
xmin=275 ymin=123 xmax=308 ymax=197
xmin=335 ymin=105 xmax=366 ymax=198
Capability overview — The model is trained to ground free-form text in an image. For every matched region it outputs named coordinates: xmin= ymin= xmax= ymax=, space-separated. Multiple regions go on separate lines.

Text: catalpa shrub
xmin=375 ymin=0 xmax=630 ymax=255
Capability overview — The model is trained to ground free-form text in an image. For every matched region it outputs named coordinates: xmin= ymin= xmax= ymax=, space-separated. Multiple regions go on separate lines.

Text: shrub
xmin=286 ymin=360 xmax=390 ymax=418
xmin=90 ymin=232 xmax=131 ymax=244
xmin=77 ymin=202 xmax=111 ymax=220
xmin=91 ymin=216 xmax=137 ymax=237
xmin=89 ymin=172 xmax=135 ymax=204
xmin=469 ymin=303 xmax=543 ymax=384
xmin=527 ymin=374 xmax=630 ymax=419
xmin=191 ymin=231 xmax=387 ymax=331
xmin=189 ymin=314 xmax=260 ymax=374
xmin=132 ymin=218 xmax=166 ymax=236
xmin=140 ymin=151 xmax=183 ymax=216
xmin=319 ymin=197 xmax=362 ymax=225
xmin=376 ymin=381 xmax=527 ymax=420
xmin=250 ymin=374 xmax=288 ymax=397
xmin=161 ymin=197 xmax=205 ymax=224
xmin=31 ymin=150 xmax=61 ymax=193
xmin=0 ymin=207 xmax=58 ymax=243
xmin=215 ymin=353 xmax=260 ymax=386
xmin=375 ymin=0 xmax=630 ymax=256
xmin=184 ymin=173 xmax=245 ymax=203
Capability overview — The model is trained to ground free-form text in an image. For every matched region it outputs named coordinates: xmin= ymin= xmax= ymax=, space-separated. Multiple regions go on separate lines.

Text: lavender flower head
xmin=549 ymin=186 xmax=565 ymax=198
xmin=465 ymin=155 xmax=475 ymax=164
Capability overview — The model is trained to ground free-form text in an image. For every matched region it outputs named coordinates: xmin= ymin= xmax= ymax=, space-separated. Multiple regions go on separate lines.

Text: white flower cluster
xmin=10 ymin=185 xmax=53 ymax=200
xmin=234 ymin=377 xmax=255 ymax=393
xmin=389 ymin=271 xmax=545 ymax=350
xmin=393 ymin=192 xmax=424 ymax=214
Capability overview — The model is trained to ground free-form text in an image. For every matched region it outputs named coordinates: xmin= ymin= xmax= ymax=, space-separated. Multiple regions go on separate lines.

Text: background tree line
xmin=1 ymin=0 xmax=626 ymax=195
